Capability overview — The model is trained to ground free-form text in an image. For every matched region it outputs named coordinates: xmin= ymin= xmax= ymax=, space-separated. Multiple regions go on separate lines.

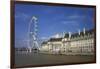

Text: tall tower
xmin=28 ymin=16 xmax=39 ymax=53
xmin=68 ymin=32 xmax=71 ymax=38
xmin=78 ymin=29 xmax=80 ymax=35
xmin=83 ymin=27 xmax=86 ymax=35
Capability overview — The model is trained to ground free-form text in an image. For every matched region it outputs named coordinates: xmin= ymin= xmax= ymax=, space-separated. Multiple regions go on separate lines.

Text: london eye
xmin=27 ymin=16 xmax=39 ymax=53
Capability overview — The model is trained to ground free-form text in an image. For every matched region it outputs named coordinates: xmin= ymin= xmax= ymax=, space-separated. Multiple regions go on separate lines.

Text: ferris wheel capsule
xmin=32 ymin=16 xmax=37 ymax=21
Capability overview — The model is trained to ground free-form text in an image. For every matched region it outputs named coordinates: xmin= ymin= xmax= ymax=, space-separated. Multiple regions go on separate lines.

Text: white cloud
xmin=68 ymin=14 xmax=85 ymax=19
xmin=61 ymin=20 xmax=81 ymax=30
xmin=61 ymin=14 xmax=84 ymax=27
xmin=40 ymin=37 xmax=49 ymax=40
xmin=15 ymin=12 xmax=30 ymax=21
xmin=51 ymin=33 xmax=63 ymax=38
xmin=62 ymin=21 xmax=77 ymax=24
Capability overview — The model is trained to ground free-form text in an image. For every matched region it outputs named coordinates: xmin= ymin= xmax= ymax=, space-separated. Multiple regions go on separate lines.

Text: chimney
xmin=69 ymin=32 xmax=71 ymax=38
xmin=83 ymin=28 xmax=85 ymax=34
xmin=78 ymin=29 xmax=80 ymax=35
xmin=63 ymin=32 xmax=65 ymax=38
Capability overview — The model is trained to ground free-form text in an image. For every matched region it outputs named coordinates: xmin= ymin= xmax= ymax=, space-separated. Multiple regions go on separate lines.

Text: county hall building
xmin=40 ymin=28 xmax=94 ymax=55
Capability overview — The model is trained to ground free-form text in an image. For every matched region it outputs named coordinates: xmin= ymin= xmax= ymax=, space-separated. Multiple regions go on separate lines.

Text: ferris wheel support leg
xmin=29 ymin=48 xmax=32 ymax=53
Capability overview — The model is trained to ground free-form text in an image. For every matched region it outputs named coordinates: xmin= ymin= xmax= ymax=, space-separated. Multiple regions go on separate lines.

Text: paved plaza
xmin=15 ymin=52 xmax=95 ymax=67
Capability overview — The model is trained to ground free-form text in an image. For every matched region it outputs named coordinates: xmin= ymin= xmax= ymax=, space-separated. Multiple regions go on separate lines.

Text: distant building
xmin=40 ymin=28 xmax=94 ymax=55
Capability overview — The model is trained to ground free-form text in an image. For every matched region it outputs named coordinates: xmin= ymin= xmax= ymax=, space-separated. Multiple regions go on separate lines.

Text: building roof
xmin=65 ymin=29 xmax=94 ymax=38
xmin=64 ymin=33 xmax=69 ymax=38
xmin=85 ymin=29 xmax=94 ymax=34
xmin=41 ymin=41 xmax=47 ymax=45
xmin=41 ymin=29 xmax=94 ymax=44
xmin=48 ymin=38 xmax=62 ymax=42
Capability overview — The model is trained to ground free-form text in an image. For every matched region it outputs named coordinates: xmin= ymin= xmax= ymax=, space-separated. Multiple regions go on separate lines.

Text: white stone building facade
xmin=40 ymin=29 xmax=95 ymax=55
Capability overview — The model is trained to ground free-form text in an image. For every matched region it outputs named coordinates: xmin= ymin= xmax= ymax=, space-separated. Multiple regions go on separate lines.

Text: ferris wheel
xmin=28 ymin=16 xmax=39 ymax=53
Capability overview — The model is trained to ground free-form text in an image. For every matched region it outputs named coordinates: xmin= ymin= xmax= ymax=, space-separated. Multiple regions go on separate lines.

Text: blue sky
xmin=15 ymin=3 xmax=95 ymax=47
